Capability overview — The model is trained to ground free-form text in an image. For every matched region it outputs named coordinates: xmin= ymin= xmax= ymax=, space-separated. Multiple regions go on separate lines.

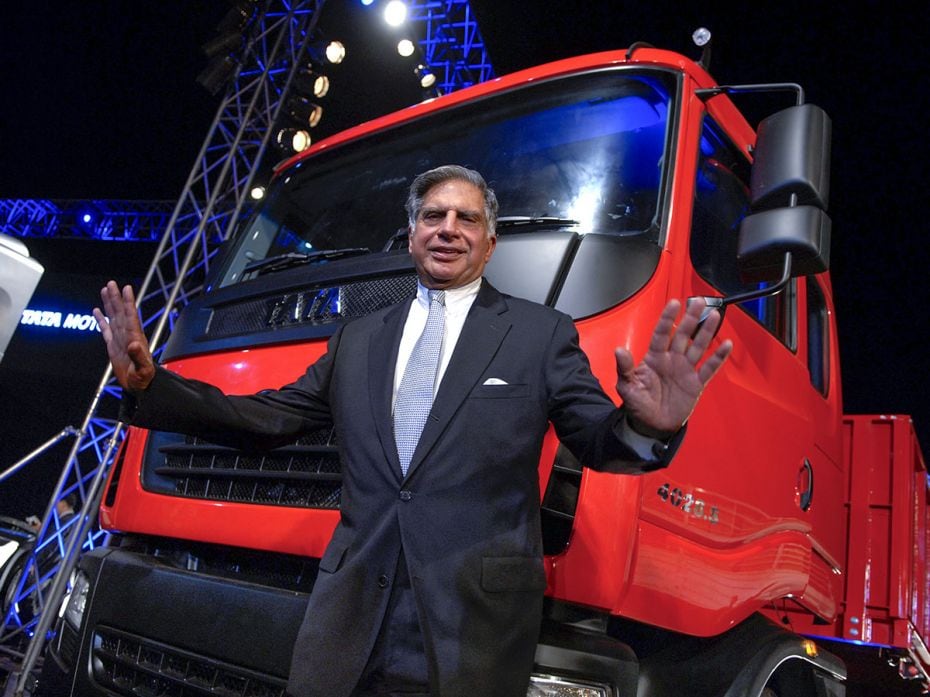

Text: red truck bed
xmin=840 ymin=415 xmax=929 ymax=678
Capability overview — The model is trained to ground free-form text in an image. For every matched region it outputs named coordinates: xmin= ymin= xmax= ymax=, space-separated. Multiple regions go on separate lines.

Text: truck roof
xmin=274 ymin=46 xmax=751 ymax=176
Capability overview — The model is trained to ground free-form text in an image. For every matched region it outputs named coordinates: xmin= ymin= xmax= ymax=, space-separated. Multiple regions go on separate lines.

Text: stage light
xmin=361 ymin=0 xmax=374 ymax=5
xmin=74 ymin=203 xmax=100 ymax=232
xmin=416 ymin=64 xmax=436 ymax=88
xmin=276 ymin=128 xmax=312 ymax=153
xmin=250 ymin=186 xmax=266 ymax=200
xmin=201 ymin=1 xmax=254 ymax=57
xmin=325 ymin=40 xmax=346 ymax=64
xmin=384 ymin=1 xmax=407 ymax=26
xmin=197 ymin=55 xmax=238 ymax=96
xmin=196 ymin=0 xmax=256 ymax=95
xmin=397 ymin=39 xmax=415 ymax=57
xmin=295 ymin=68 xmax=330 ymax=98
xmin=201 ymin=31 xmax=243 ymax=59
xmin=286 ymin=96 xmax=324 ymax=128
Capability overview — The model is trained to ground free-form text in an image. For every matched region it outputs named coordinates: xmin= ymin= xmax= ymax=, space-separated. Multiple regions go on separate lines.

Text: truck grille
xmin=92 ymin=626 xmax=286 ymax=697
xmin=208 ymin=273 xmax=417 ymax=336
xmin=142 ymin=429 xmax=341 ymax=509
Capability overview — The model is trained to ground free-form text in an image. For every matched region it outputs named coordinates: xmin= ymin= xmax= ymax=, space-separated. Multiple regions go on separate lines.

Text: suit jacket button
xmin=378 ymin=575 xmax=389 ymax=588
xmin=399 ymin=490 xmax=412 ymax=501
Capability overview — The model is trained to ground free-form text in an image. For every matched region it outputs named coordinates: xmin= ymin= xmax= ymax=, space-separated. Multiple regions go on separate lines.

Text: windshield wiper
xmin=383 ymin=227 xmax=409 ymax=252
xmin=243 ymin=247 xmax=370 ymax=276
xmin=496 ymin=216 xmax=579 ymax=231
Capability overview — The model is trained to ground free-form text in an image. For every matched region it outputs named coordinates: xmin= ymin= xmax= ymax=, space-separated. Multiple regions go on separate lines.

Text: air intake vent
xmin=142 ymin=429 xmax=341 ymax=509
xmin=93 ymin=627 xmax=287 ymax=697
xmin=540 ymin=444 xmax=582 ymax=555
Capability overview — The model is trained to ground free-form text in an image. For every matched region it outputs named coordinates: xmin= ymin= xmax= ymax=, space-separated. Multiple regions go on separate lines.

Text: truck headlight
xmin=59 ymin=569 xmax=90 ymax=630
xmin=527 ymin=674 xmax=611 ymax=696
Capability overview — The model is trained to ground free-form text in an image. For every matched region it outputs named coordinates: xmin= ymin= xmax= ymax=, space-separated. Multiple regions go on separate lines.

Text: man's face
xmin=408 ymin=179 xmax=496 ymax=289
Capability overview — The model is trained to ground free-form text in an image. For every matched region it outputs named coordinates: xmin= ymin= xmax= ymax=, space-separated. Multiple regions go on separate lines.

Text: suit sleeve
xmin=543 ymin=313 xmax=683 ymax=474
xmin=121 ymin=326 xmax=343 ymax=451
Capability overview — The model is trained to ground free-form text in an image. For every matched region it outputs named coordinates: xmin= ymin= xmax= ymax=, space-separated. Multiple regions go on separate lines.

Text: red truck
xmin=39 ymin=44 xmax=928 ymax=696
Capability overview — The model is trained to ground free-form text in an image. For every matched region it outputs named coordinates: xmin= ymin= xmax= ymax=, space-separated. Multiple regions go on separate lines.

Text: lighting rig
xmin=374 ymin=0 xmax=494 ymax=98
xmin=274 ymin=38 xmax=346 ymax=158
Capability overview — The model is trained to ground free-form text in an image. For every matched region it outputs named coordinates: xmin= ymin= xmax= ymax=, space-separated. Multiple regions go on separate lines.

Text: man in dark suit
xmin=94 ymin=165 xmax=731 ymax=697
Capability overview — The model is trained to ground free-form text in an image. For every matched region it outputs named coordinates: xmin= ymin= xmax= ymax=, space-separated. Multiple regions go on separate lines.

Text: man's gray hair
xmin=405 ymin=165 xmax=498 ymax=237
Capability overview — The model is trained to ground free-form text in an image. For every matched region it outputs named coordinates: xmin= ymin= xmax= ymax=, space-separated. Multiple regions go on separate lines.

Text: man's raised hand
xmin=615 ymin=298 xmax=732 ymax=437
xmin=92 ymin=281 xmax=155 ymax=393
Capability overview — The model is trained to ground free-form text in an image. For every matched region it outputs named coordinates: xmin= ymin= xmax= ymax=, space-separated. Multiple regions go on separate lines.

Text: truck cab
xmin=39 ymin=46 xmax=874 ymax=697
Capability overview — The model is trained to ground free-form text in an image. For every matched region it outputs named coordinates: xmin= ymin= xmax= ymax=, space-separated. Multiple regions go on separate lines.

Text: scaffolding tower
xmin=0 ymin=0 xmax=494 ymax=692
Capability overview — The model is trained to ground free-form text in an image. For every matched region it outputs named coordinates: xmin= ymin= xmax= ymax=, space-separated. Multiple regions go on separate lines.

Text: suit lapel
xmin=370 ymin=298 xmax=411 ymax=476
xmin=403 ymin=282 xmax=511 ymax=480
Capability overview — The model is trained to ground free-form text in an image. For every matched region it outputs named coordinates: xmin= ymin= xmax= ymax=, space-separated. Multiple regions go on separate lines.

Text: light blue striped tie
xmin=394 ymin=290 xmax=446 ymax=475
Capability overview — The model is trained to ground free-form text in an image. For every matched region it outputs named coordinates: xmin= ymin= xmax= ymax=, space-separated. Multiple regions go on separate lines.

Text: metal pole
xmin=0 ymin=427 xmax=79 ymax=485
xmin=12 ymin=428 xmax=123 ymax=696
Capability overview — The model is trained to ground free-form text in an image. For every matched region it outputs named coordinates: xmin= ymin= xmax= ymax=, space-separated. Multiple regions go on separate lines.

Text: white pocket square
xmin=482 ymin=378 xmax=509 ymax=385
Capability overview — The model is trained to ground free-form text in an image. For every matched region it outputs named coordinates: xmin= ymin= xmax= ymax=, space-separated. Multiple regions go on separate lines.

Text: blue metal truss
xmin=0 ymin=1 xmax=495 ymax=244
xmin=0 ymin=199 xmax=176 ymax=241
xmin=0 ymin=1 xmax=329 ymax=682
xmin=0 ymin=0 xmax=494 ymax=685
xmin=408 ymin=0 xmax=495 ymax=94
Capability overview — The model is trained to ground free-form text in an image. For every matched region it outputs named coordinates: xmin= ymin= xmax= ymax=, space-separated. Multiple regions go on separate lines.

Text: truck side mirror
xmin=707 ymin=103 xmax=833 ymax=316
xmin=738 ymin=205 xmax=831 ymax=283
xmin=736 ymin=103 xmax=832 ymax=285
xmin=749 ymin=103 xmax=831 ymax=211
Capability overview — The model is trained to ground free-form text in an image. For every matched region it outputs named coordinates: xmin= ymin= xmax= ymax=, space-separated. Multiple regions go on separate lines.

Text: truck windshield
xmin=215 ymin=68 xmax=676 ymax=290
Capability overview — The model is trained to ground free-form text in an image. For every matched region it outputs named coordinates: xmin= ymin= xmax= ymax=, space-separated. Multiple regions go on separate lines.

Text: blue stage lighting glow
xmin=74 ymin=202 xmax=100 ymax=231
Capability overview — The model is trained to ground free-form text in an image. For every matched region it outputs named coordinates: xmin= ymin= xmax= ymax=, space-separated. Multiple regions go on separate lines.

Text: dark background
xmin=0 ymin=3 xmax=925 ymax=694
xmin=0 ymin=3 xmax=926 ymax=533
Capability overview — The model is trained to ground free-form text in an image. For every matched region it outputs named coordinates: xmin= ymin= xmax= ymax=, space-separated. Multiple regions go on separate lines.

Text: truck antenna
xmin=625 ymin=41 xmax=654 ymax=60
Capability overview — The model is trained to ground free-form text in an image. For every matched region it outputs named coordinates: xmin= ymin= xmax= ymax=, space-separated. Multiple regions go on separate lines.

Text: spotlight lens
xmin=420 ymin=72 xmax=436 ymax=88
xmin=292 ymin=130 xmax=311 ymax=151
xmin=308 ymin=105 xmax=323 ymax=128
xmin=397 ymin=39 xmax=415 ymax=57
xmin=313 ymin=74 xmax=329 ymax=98
xmin=384 ymin=0 xmax=407 ymax=26
xmin=325 ymin=41 xmax=345 ymax=64
xmin=82 ymin=213 xmax=93 ymax=224
xmin=250 ymin=186 xmax=266 ymax=200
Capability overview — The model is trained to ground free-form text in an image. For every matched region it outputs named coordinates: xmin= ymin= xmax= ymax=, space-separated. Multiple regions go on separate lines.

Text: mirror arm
xmin=697 ymin=252 xmax=793 ymax=321
xmin=722 ymin=252 xmax=792 ymax=307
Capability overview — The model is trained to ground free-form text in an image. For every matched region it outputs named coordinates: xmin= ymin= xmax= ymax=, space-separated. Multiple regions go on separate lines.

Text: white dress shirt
xmin=392 ymin=277 xmax=482 ymax=407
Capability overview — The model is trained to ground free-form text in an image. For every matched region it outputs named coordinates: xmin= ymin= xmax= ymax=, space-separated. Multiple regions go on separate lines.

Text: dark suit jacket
xmin=130 ymin=280 xmax=681 ymax=697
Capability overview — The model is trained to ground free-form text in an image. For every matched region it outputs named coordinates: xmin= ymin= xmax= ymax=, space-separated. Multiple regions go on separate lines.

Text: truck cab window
xmin=806 ymin=276 xmax=830 ymax=395
xmin=212 ymin=70 xmax=676 ymax=296
xmin=689 ymin=116 xmax=797 ymax=350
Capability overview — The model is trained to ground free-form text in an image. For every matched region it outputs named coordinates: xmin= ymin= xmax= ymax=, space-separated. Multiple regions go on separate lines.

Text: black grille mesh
xmin=92 ymin=627 xmax=286 ymax=697
xmin=208 ymin=274 xmax=416 ymax=336
xmin=145 ymin=430 xmax=341 ymax=509
xmin=56 ymin=621 xmax=80 ymax=667
xmin=540 ymin=445 xmax=583 ymax=555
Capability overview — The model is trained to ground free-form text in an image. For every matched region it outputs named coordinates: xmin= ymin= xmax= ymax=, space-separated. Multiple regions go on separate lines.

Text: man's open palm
xmin=93 ymin=281 xmax=156 ymax=393
xmin=615 ymin=298 xmax=732 ymax=435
